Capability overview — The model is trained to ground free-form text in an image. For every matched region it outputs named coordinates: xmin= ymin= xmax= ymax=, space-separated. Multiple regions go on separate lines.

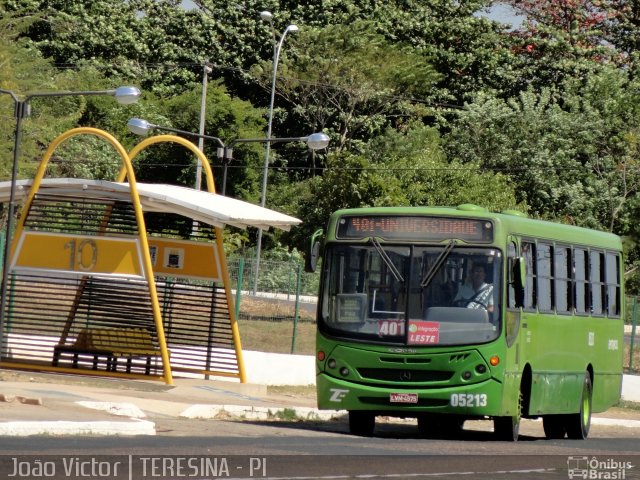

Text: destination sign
xmin=336 ymin=215 xmax=493 ymax=242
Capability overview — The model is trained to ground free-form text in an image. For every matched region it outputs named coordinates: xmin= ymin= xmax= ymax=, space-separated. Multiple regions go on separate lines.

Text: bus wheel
xmin=543 ymin=415 xmax=566 ymax=439
xmin=348 ymin=411 xmax=375 ymax=436
xmin=417 ymin=414 xmax=464 ymax=439
xmin=494 ymin=415 xmax=520 ymax=441
xmin=565 ymin=373 xmax=592 ymax=440
xmin=494 ymin=392 xmax=521 ymax=441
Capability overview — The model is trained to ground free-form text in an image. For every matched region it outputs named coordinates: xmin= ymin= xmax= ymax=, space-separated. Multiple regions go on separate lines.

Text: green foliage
xmin=285 ymin=123 xmax=524 ymax=252
xmin=256 ymin=21 xmax=440 ymax=152
xmin=281 ymin=0 xmax=518 ymax=103
xmin=6 ymin=0 xmax=640 ymax=294
xmin=0 ymin=26 xmax=138 ymax=181
xmin=444 ymin=65 xmax=640 ymax=232
xmin=504 ymin=0 xmax=615 ymax=93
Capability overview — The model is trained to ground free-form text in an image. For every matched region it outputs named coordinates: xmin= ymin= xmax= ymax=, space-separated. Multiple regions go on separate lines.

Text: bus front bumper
xmin=316 ymin=373 xmax=505 ymax=417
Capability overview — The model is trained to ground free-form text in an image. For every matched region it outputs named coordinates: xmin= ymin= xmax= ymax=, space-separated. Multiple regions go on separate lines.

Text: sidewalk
xmin=0 ymin=357 xmax=639 ymax=437
xmin=0 ymin=369 xmax=324 ymax=436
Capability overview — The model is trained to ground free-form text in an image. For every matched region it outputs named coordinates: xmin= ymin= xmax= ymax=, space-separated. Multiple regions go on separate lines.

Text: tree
xmin=0 ymin=13 xmax=140 ymax=181
xmin=444 ymin=64 xmax=640 ymax=234
xmin=255 ymin=21 xmax=440 ymax=154
xmin=283 ymin=123 xmax=524 ymax=252
xmin=280 ymin=0 xmax=518 ymax=104
xmin=505 ymin=0 xmax=615 ymax=89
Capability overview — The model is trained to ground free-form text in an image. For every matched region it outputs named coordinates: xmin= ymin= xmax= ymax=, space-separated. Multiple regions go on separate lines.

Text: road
xmin=0 ymin=417 xmax=638 ymax=479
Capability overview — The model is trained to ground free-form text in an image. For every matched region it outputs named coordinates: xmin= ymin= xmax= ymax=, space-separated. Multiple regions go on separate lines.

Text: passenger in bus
xmin=453 ymin=264 xmax=494 ymax=312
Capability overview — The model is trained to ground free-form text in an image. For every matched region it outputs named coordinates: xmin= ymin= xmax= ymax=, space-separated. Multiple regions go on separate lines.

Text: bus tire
xmin=565 ymin=373 xmax=592 ymax=440
xmin=494 ymin=391 xmax=521 ymax=441
xmin=543 ymin=415 xmax=566 ymax=439
xmin=348 ymin=411 xmax=375 ymax=436
xmin=494 ymin=415 xmax=520 ymax=441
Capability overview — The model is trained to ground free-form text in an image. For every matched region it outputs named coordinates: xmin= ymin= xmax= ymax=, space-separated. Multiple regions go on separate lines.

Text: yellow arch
xmin=126 ymin=134 xmax=247 ymax=383
xmin=12 ymin=127 xmax=173 ymax=385
xmin=122 ymin=134 xmax=215 ymax=192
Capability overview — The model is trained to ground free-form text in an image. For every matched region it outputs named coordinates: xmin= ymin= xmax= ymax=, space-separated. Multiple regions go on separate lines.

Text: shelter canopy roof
xmin=0 ymin=178 xmax=301 ymax=231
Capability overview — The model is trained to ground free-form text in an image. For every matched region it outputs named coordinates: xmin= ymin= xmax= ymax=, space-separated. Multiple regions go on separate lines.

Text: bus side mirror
xmin=305 ymin=229 xmax=324 ymax=273
xmin=511 ymin=257 xmax=526 ymax=307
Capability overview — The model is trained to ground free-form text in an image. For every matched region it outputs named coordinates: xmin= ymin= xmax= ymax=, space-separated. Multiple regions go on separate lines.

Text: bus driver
xmin=453 ymin=264 xmax=494 ymax=312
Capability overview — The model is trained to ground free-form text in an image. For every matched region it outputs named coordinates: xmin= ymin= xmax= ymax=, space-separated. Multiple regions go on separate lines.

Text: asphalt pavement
xmin=0 ymin=355 xmax=639 ymax=437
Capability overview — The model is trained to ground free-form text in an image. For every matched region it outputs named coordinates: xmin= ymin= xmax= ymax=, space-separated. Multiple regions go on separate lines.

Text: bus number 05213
xmin=450 ymin=393 xmax=487 ymax=407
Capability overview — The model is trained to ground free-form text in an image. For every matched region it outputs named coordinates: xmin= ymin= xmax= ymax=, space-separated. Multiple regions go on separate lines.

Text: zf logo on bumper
xmin=329 ymin=388 xmax=349 ymax=402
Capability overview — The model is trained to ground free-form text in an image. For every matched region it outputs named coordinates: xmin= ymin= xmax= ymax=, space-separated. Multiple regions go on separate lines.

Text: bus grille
xmin=357 ymin=368 xmax=452 ymax=383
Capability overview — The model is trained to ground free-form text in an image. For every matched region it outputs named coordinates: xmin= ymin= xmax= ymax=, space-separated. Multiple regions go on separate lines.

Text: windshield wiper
xmin=370 ymin=237 xmax=405 ymax=283
xmin=420 ymin=239 xmax=456 ymax=288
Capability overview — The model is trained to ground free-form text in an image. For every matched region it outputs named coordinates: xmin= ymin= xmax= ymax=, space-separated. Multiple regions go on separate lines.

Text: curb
xmin=180 ymin=404 xmax=346 ymax=421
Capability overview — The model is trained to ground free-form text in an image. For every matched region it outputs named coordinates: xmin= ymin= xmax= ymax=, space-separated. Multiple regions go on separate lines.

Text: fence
xmin=230 ymin=259 xmax=640 ymax=368
xmin=227 ymin=257 xmax=319 ymax=355
xmin=227 ymin=257 xmax=319 ymax=299
xmin=626 ymin=297 xmax=640 ymax=375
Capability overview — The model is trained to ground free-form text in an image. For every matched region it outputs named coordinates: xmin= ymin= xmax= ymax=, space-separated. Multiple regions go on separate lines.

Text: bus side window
xmin=605 ymin=253 xmax=621 ymax=317
xmin=574 ymin=248 xmax=588 ymax=314
xmin=554 ymin=246 xmax=572 ymax=314
xmin=590 ymin=250 xmax=605 ymax=315
xmin=507 ymin=242 xmax=518 ymax=308
xmin=523 ymin=242 xmax=536 ymax=310
xmin=537 ymin=242 xmax=553 ymax=313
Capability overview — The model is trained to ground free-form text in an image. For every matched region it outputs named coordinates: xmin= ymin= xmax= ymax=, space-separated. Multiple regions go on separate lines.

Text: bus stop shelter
xmin=0 ymin=128 xmax=301 ymax=385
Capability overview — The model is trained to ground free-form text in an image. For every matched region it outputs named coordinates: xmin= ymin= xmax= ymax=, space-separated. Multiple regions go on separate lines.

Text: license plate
xmin=390 ymin=393 xmax=418 ymax=404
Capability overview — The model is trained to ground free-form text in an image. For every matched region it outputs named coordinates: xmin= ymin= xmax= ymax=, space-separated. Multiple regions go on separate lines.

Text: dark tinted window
xmin=523 ymin=242 xmax=536 ymax=310
xmin=574 ymin=249 xmax=588 ymax=314
xmin=507 ymin=242 xmax=517 ymax=309
xmin=554 ymin=246 xmax=572 ymax=314
xmin=605 ymin=253 xmax=621 ymax=317
xmin=590 ymin=250 xmax=604 ymax=315
xmin=537 ymin=243 xmax=553 ymax=312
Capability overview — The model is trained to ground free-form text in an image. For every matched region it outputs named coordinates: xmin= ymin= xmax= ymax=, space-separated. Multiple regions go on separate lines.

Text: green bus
xmin=310 ymin=205 xmax=624 ymax=441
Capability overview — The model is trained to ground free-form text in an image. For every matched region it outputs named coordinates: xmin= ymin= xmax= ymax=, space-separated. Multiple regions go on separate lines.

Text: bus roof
xmin=330 ymin=205 xmax=622 ymax=250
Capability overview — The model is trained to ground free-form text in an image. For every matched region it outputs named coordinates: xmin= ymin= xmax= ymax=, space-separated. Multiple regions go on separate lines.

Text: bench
xmin=52 ymin=327 xmax=162 ymax=374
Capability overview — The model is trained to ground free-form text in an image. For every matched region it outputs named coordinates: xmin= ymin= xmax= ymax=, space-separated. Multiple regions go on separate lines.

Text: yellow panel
xmin=147 ymin=238 xmax=221 ymax=281
xmin=13 ymin=232 xmax=144 ymax=277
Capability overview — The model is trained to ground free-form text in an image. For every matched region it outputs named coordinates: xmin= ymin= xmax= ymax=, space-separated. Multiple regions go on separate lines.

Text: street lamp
xmin=255 ymin=11 xmax=299 ymax=295
xmin=127 ymin=117 xmax=329 ymax=197
xmin=127 ymin=117 xmax=227 ymax=192
xmin=196 ymin=61 xmax=213 ymax=191
xmin=0 ymin=86 xmax=141 ymax=358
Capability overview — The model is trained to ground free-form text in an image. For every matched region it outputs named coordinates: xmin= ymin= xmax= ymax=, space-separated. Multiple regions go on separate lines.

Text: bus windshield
xmin=320 ymin=243 xmax=502 ymax=346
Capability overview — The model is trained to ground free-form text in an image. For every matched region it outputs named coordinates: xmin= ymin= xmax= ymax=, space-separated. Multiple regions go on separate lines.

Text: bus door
xmin=506 ymin=237 xmax=526 ymax=365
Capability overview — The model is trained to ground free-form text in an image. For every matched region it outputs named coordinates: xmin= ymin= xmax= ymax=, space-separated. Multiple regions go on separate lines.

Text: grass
xmin=237 ymin=297 xmax=316 ymax=355
xmin=237 ymin=318 xmax=315 ymax=355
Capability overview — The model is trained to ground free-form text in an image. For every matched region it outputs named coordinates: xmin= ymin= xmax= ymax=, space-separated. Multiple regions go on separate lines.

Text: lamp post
xmin=0 ymin=86 xmax=141 ymax=358
xmin=127 ymin=117 xmax=226 ymax=192
xmin=254 ymin=11 xmax=299 ymax=295
xmin=196 ymin=61 xmax=213 ymax=191
xmin=127 ymin=117 xmax=329 ymax=197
